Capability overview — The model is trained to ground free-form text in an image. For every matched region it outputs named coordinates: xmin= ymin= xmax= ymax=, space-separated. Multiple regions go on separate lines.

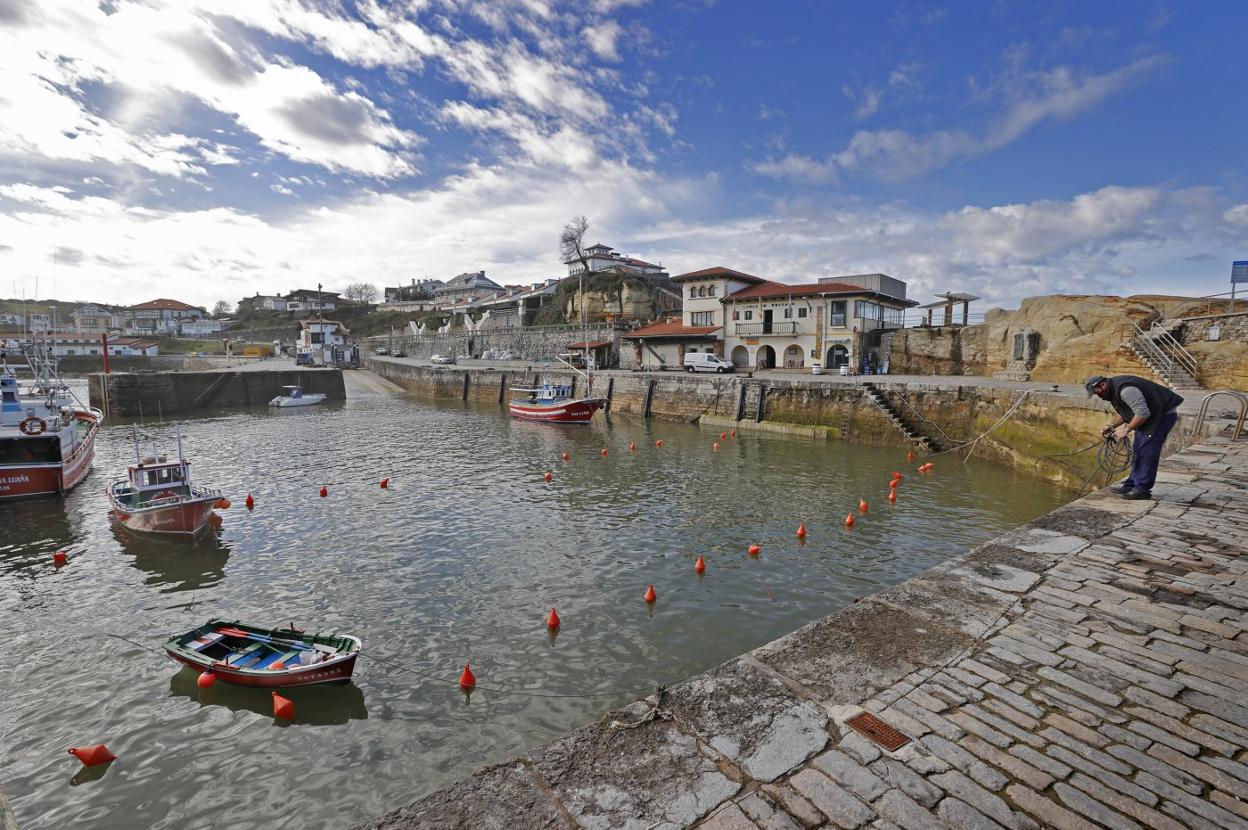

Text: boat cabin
xmin=515 ymin=382 xmax=573 ymax=402
xmin=128 ymin=456 xmax=192 ymax=501
xmin=280 ymin=385 xmax=305 ymax=399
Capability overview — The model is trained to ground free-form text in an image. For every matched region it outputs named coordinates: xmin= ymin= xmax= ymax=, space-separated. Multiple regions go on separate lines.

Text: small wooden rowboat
xmin=165 ymin=619 xmax=362 ymax=688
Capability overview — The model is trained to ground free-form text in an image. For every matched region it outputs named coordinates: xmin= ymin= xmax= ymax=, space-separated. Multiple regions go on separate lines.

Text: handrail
xmin=1190 ymin=390 xmax=1247 ymax=442
xmin=1131 ymin=322 xmax=1200 ymax=384
xmin=1147 ymin=321 xmax=1198 ymax=377
xmin=885 ymin=386 xmax=957 ymax=445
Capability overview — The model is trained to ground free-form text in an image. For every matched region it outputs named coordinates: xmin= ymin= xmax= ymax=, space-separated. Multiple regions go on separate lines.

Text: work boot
xmin=1122 ymin=489 xmax=1152 ymax=501
xmin=1110 ymin=481 xmax=1132 ymax=495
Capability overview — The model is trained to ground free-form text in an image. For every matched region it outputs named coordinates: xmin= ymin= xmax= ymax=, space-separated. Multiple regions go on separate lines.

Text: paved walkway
xmin=360 ymin=434 xmax=1248 ymax=829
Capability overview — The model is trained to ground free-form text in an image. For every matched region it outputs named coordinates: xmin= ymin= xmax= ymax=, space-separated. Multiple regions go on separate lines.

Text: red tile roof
xmin=724 ymin=280 xmax=865 ymax=301
xmin=671 ymin=266 xmax=766 ymax=284
xmin=129 ymin=298 xmax=202 ymax=311
xmin=567 ymin=340 xmax=611 ymax=349
xmin=622 ymin=322 xmax=719 ymax=339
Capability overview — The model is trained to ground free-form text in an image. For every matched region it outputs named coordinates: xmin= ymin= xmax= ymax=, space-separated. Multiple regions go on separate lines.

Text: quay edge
xmin=87 ymin=368 xmax=346 ymax=417
xmin=356 ymin=434 xmax=1248 ymax=829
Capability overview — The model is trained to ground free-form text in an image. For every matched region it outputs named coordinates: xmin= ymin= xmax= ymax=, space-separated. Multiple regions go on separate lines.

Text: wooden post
xmin=498 ymin=373 xmax=506 ymax=404
xmin=570 ymin=376 xmax=577 ymax=397
xmin=606 ymin=377 xmax=614 ymax=409
xmin=462 ymin=371 xmax=470 ymax=401
xmin=755 ymin=385 xmax=767 ymax=423
xmin=736 ymin=382 xmax=747 ymax=422
xmin=101 ymin=333 xmax=110 ymax=374
xmin=643 ymin=378 xmax=656 ymax=418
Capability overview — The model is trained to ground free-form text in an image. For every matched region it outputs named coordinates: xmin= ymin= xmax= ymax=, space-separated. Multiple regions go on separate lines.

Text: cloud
xmin=841 ymin=62 xmax=921 ymax=119
xmin=756 ymin=55 xmax=1166 ymax=184
xmin=584 ymin=20 xmax=623 ymax=62
xmin=1225 ymin=204 xmax=1248 ymax=227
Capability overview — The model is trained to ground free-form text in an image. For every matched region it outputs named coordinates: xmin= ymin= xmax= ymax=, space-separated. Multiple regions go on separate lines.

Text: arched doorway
xmin=731 ymin=345 xmax=749 ymax=367
xmin=827 ymin=345 xmax=849 ymax=369
xmin=783 ymin=344 xmax=804 ymax=369
xmin=756 ymin=345 xmax=776 ymax=369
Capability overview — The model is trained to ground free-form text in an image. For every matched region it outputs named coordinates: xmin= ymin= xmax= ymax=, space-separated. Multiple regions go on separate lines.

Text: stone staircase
xmin=1129 ymin=320 xmax=1203 ymax=390
xmin=861 ymin=382 xmax=940 ymax=450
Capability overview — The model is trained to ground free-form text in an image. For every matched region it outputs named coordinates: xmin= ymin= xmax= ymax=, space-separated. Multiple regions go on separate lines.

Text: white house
xmin=127 ymin=298 xmax=207 ymax=335
xmin=622 ymin=266 xmax=764 ymax=370
xmin=433 ymin=271 xmax=504 ymax=307
xmin=565 ymin=243 xmax=665 ymax=277
xmin=178 ymin=318 xmax=226 ymax=337
xmin=285 ymin=289 xmax=340 ymax=312
xmin=38 ymin=335 xmax=159 ymax=357
xmin=721 ymin=273 xmax=916 ymax=371
xmin=73 ymin=304 xmax=123 ymax=333
xmin=299 ymin=319 xmax=351 ymax=365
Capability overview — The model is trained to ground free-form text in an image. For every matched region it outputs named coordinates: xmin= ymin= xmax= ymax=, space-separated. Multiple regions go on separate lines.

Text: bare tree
xmin=212 ymin=300 xmax=233 ymax=317
xmin=343 ymin=282 xmax=379 ymax=304
xmin=559 ymin=215 xmax=590 ymax=322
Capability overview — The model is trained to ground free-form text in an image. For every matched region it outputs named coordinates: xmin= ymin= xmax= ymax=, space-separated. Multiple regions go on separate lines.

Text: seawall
xmin=87 ymin=368 xmax=345 ymax=417
xmin=363 ymin=358 xmax=1203 ymax=490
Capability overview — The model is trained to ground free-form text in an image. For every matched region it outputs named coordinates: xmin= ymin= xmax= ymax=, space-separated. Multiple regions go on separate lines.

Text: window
xmin=707 ymin=285 xmax=716 ymax=297
xmin=732 ymin=310 xmax=739 ymax=321
xmin=829 ymin=301 xmax=847 ymax=327
xmin=744 ymin=310 xmax=753 ymax=321
xmin=798 ymin=307 xmax=808 ymax=318
xmin=783 ymin=308 xmax=792 ymax=319
xmin=689 ymin=287 xmax=697 ymax=299
xmin=690 ymin=311 xmax=715 ymax=326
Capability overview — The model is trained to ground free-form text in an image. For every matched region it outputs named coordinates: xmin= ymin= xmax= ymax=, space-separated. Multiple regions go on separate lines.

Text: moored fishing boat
xmin=165 ymin=619 xmax=362 ymax=687
xmin=268 ymin=384 xmax=326 ymax=407
xmin=105 ymin=426 xmax=223 ymax=536
xmin=508 ymin=380 xmax=608 ymax=424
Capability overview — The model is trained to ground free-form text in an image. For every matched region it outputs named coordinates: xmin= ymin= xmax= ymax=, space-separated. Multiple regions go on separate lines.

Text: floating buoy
xmin=892 ymin=471 xmax=903 ymax=480
xmin=644 ymin=584 xmax=657 ymax=604
xmin=601 ymin=448 xmax=608 ymax=457
xmin=544 ymin=471 xmax=553 ymax=482
xmin=197 ymin=670 xmax=216 ymax=689
xmin=888 ymin=490 xmax=897 ymax=503
xmin=458 ymin=663 xmax=476 ymax=690
xmin=245 ymin=493 xmax=255 ymax=509
xmin=888 ymin=479 xmax=899 ymax=489
xmin=52 ymin=550 xmax=68 ymax=567
xmin=713 ymin=442 xmax=720 ymax=451
xmin=380 ymin=478 xmax=390 ymax=489
xmin=319 ymin=486 xmax=328 ymax=498
xmin=795 ymin=522 xmax=807 ymax=539
xmin=546 ymin=607 xmax=561 ymax=630
xmin=655 ymin=440 xmax=663 ymax=448
xmin=272 ymin=691 xmax=295 ymax=721
xmin=720 ymin=432 xmax=727 ymax=440
xmin=907 ymin=451 xmax=916 ymax=461
xmin=844 ymin=514 xmax=855 ymax=528
xmin=730 ymin=429 xmax=736 ymax=438
xmin=68 ymin=744 xmax=116 ymax=767
xmin=629 ymin=442 xmax=636 ymax=451
xmin=561 ymin=452 xmax=570 ymax=461
xmin=859 ymin=499 xmax=869 ymax=513
xmin=694 ymin=556 xmax=706 ymax=574
xmin=209 ymin=513 xmax=223 ymax=528
xmin=215 ymin=497 xmax=231 ymax=510
xmin=748 ymin=544 xmax=761 ymax=556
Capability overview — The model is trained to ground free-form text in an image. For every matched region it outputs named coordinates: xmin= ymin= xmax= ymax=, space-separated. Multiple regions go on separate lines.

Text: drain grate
xmin=845 ymin=711 xmax=911 ymax=751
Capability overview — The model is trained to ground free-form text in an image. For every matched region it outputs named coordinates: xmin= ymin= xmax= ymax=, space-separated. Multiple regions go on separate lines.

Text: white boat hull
xmin=269 ymin=394 xmax=327 ymax=407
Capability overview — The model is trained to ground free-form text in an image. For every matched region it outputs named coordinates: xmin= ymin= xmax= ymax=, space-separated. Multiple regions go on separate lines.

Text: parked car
xmin=430 ymin=354 xmax=455 ymax=365
xmin=683 ymin=353 xmax=736 ymax=374
xmin=295 ymin=352 xmax=314 ymax=366
xmin=810 ymin=362 xmax=824 ymax=375
xmin=497 ymin=350 xmax=519 ymax=360
xmin=374 ymin=347 xmax=389 ymax=355
xmin=391 ymin=350 xmax=406 ymax=358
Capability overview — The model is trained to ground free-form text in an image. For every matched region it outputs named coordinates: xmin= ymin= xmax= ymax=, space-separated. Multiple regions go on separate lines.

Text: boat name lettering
xmin=0 ymin=474 xmax=32 ymax=484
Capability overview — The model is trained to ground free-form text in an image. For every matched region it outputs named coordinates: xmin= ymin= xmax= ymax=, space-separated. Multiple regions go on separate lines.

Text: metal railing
xmin=1131 ymin=322 xmax=1199 ymax=382
xmin=1190 ymin=390 xmax=1247 ymax=442
xmin=887 ymin=387 xmax=958 ymax=446
xmin=733 ymin=322 xmax=799 ymax=336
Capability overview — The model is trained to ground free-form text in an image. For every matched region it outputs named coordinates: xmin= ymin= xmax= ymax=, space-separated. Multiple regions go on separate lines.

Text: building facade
xmin=127 ymin=299 xmax=207 ymax=335
xmin=285 ymin=290 xmax=339 ymax=312
xmin=433 ymin=272 xmax=504 ymax=307
xmin=299 ymin=319 xmax=352 ymax=365
xmin=565 ymin=243 xmax=665 ymax=277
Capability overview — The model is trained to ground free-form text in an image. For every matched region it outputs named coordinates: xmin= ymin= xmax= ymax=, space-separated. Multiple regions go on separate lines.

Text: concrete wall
xmin=360 ymin=324 xmax=624 ymax=367
xmin=88 ymin=369 xmax=345 ymax=417
xmin=1175 ymin=311 xmax=1248 ymax=390
xmin=59 ymin=354 xmax=257 ymax=375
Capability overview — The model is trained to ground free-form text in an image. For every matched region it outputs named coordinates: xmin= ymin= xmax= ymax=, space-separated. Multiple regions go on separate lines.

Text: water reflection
xmin=113 ymin=523 xmax=232 ymax=593
xmin=168 ymin=667 xmax=369 ymax=725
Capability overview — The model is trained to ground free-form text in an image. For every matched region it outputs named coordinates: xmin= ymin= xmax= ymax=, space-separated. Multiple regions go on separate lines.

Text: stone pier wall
xmin=87 ymin=368 xmax=345 ymax=417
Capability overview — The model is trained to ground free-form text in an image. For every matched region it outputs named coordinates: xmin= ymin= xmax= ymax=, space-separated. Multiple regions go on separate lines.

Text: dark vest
xmin=1106 ymin=375 xmax=1183 ymax=437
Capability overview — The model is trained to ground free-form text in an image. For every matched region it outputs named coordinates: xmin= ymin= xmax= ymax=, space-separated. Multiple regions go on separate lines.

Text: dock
xmin=358 ymin=433 xmax=1248 ymax=828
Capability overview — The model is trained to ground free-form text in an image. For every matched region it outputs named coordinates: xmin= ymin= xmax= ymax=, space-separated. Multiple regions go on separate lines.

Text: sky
xmin=1 ymin=0 xmax=1246 ymax=311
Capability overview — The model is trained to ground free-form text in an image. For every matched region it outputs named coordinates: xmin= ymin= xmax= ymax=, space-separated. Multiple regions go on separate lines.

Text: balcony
xmin=734 ymin=322 xmax=798 ymax=336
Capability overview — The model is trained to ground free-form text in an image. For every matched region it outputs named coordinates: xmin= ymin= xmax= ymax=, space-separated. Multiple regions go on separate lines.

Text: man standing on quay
xmin=1085 ymin=374 xmax=1184 ymax=501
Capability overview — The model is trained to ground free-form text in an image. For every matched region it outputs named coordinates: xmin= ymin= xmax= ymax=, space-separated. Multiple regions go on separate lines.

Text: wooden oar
xmin=216 ymin=626 xmax=315 ymax=651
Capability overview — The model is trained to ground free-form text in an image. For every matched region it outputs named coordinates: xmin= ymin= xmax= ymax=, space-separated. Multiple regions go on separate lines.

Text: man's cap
xmin=1084 ymin=375 xmax=1108 ymax=396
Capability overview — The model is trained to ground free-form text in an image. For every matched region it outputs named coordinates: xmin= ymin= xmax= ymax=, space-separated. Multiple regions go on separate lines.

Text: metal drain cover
xmin=845 ymin=711 xmax=911 ymax=751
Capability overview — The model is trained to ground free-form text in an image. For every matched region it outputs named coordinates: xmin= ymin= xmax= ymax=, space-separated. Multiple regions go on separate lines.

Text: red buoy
xmin=720 ymin=432 xmax=727 ymax=440
xmin=380 ymin=478 xmax=390 ymax=489
xmin=889 ymin=479 xmax=899 ymax=489
xmin=859 ymin=499 xmax=869 ymax=513
xmin=907 ymin=451 xmax=916 ymax=461
xmin=888 ymin=490 xmax=897 ymax=503
xmin=892 ymin=471 xmax=903 ymax=480
xmin=215 ymin=497 xmax=231 ymax=510
xmin=748 ymin=544 xmax=761 ymax=556
xmin=209 ymin=513 xmax=223 ymax=528
xmin=730 ymin=429 xmax=737 ymax=438
xmin=694 ymin=556 xmax=706 ymax=574
xmin=844 ymin=514 xmax=855 ymax=528
xmin=795 ymin=522 xmax=807 ymax=539
xmin=629 ymin=442 xmax=636 ymax=451
xmin=561 ymin=452 xmax=570 ymax=461
xmin=245 ymin=493 xmax=255 ymax=509
xmin=546 ymin=607 xmax=561 ymax=630
xmin=68 ymin=744 xmax=116 ymax=767
xmin=52 ymin=551 xmax=68 ymax=567
xmin=544 ymin=471 xmax=553 ymax=482
xmin=458 ymin=663 xmax=476 ymax=690
xmin=272 ymin=691 xmax=295 ymax=721
xmin=655 ymin=440 xmax=663 ymax=448
xmin=600 ymin=448 xmax=608 ymax=457
xmin=644 ymin=584 xmax=657 ymax=603
xmin=319 ymin=486 xmax=328 ymax=498
xmin=197 ymin=670 xmax=216 ymax=689
xmin=713 ymin=442 xmax=720 ymax=451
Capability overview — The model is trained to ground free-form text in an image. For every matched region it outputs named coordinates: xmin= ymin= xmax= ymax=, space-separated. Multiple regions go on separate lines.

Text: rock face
xmin=884 ymin=326 xmax=987 ymax=376
xmin=1176 ymin=312 xmax=1248 ymax=390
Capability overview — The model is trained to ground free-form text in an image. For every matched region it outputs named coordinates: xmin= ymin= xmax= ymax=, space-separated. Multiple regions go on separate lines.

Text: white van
xmin=683 ymin=352 xmax=735 ymax=373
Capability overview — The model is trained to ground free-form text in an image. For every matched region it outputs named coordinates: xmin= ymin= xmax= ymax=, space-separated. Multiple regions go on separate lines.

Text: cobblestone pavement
xmin=358 ymin=436 xmax=1248 ymax=829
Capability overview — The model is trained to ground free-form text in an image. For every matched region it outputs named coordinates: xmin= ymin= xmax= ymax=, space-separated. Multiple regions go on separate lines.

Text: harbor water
xmin=0 ymin=386 xmax=1069 ymax=828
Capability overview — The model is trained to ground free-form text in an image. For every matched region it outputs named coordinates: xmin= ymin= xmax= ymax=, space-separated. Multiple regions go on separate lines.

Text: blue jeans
xmin=1124 ymin=411 xmax=1178 ymax=493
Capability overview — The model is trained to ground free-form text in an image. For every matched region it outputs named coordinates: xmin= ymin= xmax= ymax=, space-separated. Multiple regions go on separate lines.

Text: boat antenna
xmin=176 ymin=423 xmax=184 ymax=462
xmin=132 ymin=425 xmax=141 ymax=465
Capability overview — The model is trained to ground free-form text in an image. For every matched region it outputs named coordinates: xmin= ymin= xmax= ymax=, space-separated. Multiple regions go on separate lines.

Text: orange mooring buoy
xmin=845 ymin=514 xmax=855 ymax=528
xmin=655 ymin=440 xmax=663 ymax=448
xmin=629 ymin=442 xmax=636 ymax=451
xmin=245 ymin=493 xmax=255 ymax=509
xmin=319 ymin=485 xmax=328 ymax=498
xmin=796 ymin=522 xmax=807 ymax=539
xmin=272 ymin=691 xmax=295 ymax=720
xmin=459 ymin=663 xmax=477 ymax=690
xmin=888 ymin=478 xmax=899 ymax=489
xmin=68 ymin=744 xmax=116 ymax=767
xmin=600 ymin=448 xmax=608 ymax=457
xmin=561 ymin=451 xmax=570 ymax=461
xmin=859 ymin=499 xmax=869 ymax=513
xmin=730 ymin=429 xmax=737 ymax=438
xmin=380 ymin=478 xmax=390 ymax=489
xmin=694 ymin=556 xmax=706 ymax=574
xmin=748 ymin=544 xmax=761 ymax=556
xmin=892 ymin=471 xmax=903 ymax=480
xmin=546 ymin=607 xmax=561 ymax=630
xmin=713 ymin=442 xmax=720 ymax=451
xmin=720 ymin=432 xmax=727 ymax=440
xmin=215 ymin=497 xmax=231 ymax=509
xmin=209 ymin=513 xmax=223 ymax=528
xmin=197 ymin=670 xmax=216 ymax=689
xmin=888 ymin=490 xmax=897 ymax=503
xmin=907 ymin=451 xmax=916 ymax=461
xmin=644 ymin=584 xmax=657 ymax=603
xmin=53 ymin=551 xmax=68 ymax=567
xmin=544 ymin=471 xmax=553 ymax=482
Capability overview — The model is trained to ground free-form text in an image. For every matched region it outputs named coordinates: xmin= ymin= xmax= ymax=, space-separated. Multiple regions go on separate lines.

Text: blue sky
xmin=0 ymin=0 xmax=1245 ymax=309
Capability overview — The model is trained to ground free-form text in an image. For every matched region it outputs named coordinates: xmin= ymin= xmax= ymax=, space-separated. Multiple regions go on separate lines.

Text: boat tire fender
xmin=19 ymin=416 xmax=47 ymax=436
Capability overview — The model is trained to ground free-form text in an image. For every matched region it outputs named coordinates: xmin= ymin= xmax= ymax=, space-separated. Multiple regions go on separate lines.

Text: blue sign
xmin=1234 ymin=261 xmax=1248 ymax=284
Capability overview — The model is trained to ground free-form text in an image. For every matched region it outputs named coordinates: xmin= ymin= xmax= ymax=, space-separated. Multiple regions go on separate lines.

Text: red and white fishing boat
xmin=508 ymin=380 xmax=608 ymax=424
xmin=164 ymin=619 xmax=361 ymax=688
xmin=106 ymin=426 xmax=224 ymax=536
xmin=0 ymin=342 xmax=103 ymax=500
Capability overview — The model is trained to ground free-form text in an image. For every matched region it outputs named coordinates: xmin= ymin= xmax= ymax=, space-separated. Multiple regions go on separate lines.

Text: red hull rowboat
xmin=106 ymin=425 xmax=223 ymax=537
xmin=165 ymin=619 xmax=361 ymax=688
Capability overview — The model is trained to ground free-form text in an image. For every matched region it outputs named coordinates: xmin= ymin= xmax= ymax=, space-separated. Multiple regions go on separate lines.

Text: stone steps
xmin=861 ymin=383 xmax=939 ymax=451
